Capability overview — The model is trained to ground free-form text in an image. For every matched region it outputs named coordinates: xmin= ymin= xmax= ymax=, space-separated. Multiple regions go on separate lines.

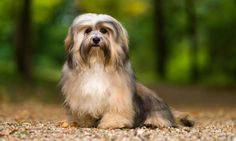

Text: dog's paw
xmin=98 ymin=114 xmax=133 ymax=129
xmin=143 ymin=111 xmax=175 ymax=128
xmin=143 ymin=116 xmax=174 ymax=128
xmin=98 ymin=122 xmax=128 ymax=129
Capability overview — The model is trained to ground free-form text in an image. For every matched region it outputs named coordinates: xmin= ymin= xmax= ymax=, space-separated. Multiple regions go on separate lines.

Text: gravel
xmin=0 ymin=102 xmax=236 ymax=141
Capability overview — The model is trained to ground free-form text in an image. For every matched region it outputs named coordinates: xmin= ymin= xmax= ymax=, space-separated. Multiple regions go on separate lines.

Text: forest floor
xmin=0 ymin=85 xmax=236 ymax=141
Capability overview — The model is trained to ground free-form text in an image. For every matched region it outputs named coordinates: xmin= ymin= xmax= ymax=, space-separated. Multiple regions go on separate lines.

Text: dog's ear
xmin=64 ymin=27 xmax=73 ymax=53
xmin=119 ymin=25 xmax=129 ymax=52
xmin=108 ymin=19 xmax=129 ymax=52
xmin=111 ymin=21 xmax=130 ymax=65
xmin=64 ymin=27 xmax=76 ymax=69
xmin=116 ymin=22 xmax=129 ymax=55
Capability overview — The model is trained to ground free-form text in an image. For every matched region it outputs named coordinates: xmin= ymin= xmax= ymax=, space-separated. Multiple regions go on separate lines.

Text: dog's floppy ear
xmin=108 ymin=19 xmax=129 ymax=52
xmin=115 ymin=21 xmax=129 ymax=55
xmin=64 ymin=27 xmax=73 ymax=53
xmin=119 ymin=24 xmax=129 ymax=52
xmin=64 ymin=27 xmax=76 ymax=69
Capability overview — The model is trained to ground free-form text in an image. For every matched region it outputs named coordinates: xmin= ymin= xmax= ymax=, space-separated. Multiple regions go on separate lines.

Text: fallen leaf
xmin=58 ymin=120 xmax=78 ymax=128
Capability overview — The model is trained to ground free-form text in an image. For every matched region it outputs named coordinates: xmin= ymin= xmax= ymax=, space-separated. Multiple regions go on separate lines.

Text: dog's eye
xmin=100 ymin=28 xmax=108 ymax=34
xmin=85 ymin=28 xmax=92 ymax=34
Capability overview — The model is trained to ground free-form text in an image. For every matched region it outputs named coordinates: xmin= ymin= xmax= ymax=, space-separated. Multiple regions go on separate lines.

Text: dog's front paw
xmin=98 ymin=121 xmax=128 ymax=129
xmin=98 ymin=114 xmax=133 ymax=129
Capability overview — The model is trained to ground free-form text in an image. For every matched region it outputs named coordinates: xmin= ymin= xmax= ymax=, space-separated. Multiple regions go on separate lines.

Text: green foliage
xmin=0 ymin=0 xmax=14 ymax=61
xmin=33 ymin=0 xmax=63 ymax=24
xmin=0 ymin=0 xmax=236 ymax=91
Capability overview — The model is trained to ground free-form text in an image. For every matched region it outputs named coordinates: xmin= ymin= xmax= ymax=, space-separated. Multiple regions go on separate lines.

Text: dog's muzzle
xmin=80 ymin=36 xmax=111 ymax=64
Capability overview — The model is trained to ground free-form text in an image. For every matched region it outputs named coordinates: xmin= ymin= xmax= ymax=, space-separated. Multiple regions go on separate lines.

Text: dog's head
xmin=65 ymin=13 xmax=129 ymax=69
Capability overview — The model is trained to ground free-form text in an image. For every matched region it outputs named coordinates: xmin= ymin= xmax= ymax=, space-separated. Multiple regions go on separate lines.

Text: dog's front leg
xmin=98 ymin=88 xmax=134 ymax=129
xmin=62 ymin=105 xmax=99 ymax=128
xmin=98 ymin=112 xmax=133 ymax=129
xmin=61 ymin=105 xmax=78 ymax=128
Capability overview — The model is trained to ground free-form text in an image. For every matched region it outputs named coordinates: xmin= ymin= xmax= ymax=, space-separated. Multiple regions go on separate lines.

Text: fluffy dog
xmin=60 ymin=13 xmax=194 ymax=129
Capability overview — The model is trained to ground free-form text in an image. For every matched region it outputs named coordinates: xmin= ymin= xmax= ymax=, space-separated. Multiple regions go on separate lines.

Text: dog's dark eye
xmin=100 ymin=28 xmax=108 ymax=34
xmin=85 ymin=28 xmax=92 ymax=34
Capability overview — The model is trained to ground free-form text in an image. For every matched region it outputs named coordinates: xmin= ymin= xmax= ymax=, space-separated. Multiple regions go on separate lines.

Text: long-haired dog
xmin=60 ymin=13 xmax=194 ymax=129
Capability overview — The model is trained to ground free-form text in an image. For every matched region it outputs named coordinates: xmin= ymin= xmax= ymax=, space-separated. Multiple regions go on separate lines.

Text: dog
xmin=60 ymin=13 xmax=194 ymax=129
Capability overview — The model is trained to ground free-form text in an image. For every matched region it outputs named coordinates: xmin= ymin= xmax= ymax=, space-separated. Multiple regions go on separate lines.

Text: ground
xmin=0 ymin=86 xmax=236 ymax=141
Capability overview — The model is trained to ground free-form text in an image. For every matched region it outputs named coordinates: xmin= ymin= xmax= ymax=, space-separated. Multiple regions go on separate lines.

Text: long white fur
xmin=62 ymin=63 xmax=110 ymax=117
xmin=62 ymin=14 xmax=135 ymax=128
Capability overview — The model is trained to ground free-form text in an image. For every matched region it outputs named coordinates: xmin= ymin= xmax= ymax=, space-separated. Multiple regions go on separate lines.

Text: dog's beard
xmin=79 ymin=38 xmax=111 ymax=67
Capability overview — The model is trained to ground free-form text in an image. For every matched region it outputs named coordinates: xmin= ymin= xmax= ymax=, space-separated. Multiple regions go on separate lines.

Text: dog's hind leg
xmin=136 ymin=83 xmax=176 ymax=128
xmin=143 ymin=111 xmax=175 ymax=128
xmin=171 ymin=108 xmax=195 ymax=127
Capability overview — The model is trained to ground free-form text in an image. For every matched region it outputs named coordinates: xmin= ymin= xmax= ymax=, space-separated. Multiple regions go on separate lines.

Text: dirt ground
xmin=0 ymin=86 xmax=236 ymax=141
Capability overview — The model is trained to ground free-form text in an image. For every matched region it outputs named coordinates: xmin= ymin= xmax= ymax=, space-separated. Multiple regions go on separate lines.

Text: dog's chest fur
xmin=62 ymin=64 xmax=112 ymax=118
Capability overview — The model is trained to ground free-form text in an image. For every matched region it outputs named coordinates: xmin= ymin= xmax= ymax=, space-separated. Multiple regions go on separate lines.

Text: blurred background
xmin=0 ymin=0 xmax=235 ymax=106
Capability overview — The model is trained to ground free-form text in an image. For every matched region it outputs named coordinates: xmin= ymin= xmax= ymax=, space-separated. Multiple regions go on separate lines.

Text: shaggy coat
xmin=60 ymin=13 xmax=193 ymax=129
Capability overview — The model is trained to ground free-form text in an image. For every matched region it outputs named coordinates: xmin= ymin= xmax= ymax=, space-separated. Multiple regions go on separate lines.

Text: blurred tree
xmin=154 ymin=0 xmax=168 ymax=79
xmin=0 ymin=0 xmax=14 ymax=62
xmin=14 ymin=0 xmax=32 ymax=80
xmin=0 ymin=0 xmax=236 ymax=86
xmin=185 ymin=0 xmax=199 ymax=82
xmin=32 ymin=0 xmax=70 ymax=69
xmin=202 ymin=0 xmax=236 ymax=84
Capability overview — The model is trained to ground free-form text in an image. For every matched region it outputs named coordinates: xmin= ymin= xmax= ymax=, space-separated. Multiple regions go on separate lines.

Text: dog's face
xmin=65 ymin=14 xmax=129 ymax=69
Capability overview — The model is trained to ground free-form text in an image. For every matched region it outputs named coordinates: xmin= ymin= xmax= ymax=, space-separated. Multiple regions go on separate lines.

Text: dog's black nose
xmin=93 ymin=37 xmax=100 ymax=44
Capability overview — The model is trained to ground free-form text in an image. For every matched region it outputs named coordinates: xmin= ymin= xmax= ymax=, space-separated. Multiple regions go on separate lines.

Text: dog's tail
xmin=171 ymin=108 xmax=195 ymax=127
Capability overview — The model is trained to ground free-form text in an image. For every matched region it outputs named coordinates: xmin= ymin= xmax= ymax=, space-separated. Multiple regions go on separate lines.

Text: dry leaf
xmin=58 ymin=120 xmax=78 ymax=128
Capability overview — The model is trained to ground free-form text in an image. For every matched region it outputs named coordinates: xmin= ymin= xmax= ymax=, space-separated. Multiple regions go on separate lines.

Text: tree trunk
xmin=185 ymin=0 xmax=199 ymax=82
xmin=14 ymin=0 xmax=32 ymax=80
xmin=154 ymin=0 xmax=167 ymax=79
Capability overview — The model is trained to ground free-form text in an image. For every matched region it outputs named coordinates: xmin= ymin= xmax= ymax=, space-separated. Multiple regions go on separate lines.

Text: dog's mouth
xmin=90 ymin=42 xmax=105 ymax=48
xmin=80 ymin=41 xmax=111 ymax=65
xmin=91 ymin=44 xmax=100 ymax=48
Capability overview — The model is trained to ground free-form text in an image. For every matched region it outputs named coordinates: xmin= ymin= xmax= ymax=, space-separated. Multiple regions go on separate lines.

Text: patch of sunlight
xmin=33 ymin=0 xmax=63 ymax=24
xmin=167 ymin=39 xmax=191 ymax=83
xmin=121 ymin=0 xmax=150 ymax=16
xmin=80 ymin=0 xmax=150 ymax=17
